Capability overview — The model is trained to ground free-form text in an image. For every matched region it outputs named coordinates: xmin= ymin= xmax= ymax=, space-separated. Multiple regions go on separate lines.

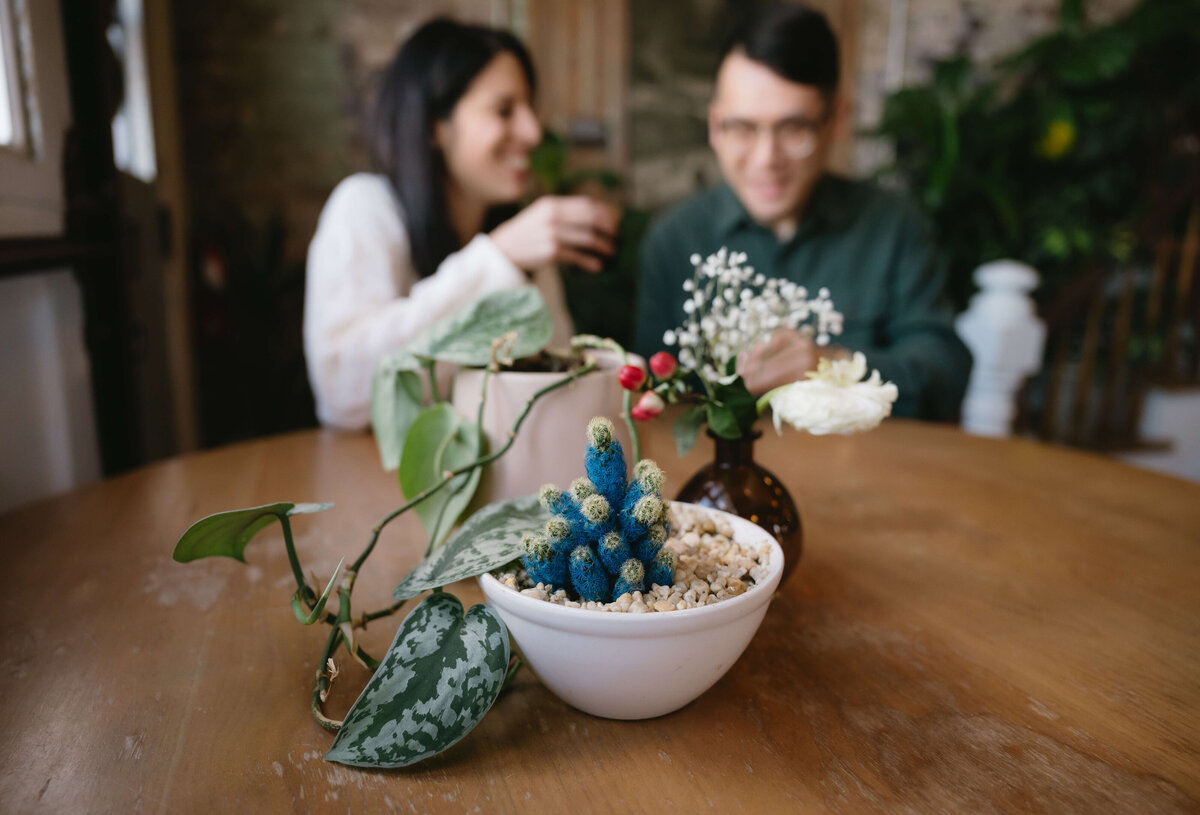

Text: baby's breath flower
xmin=664 ymin=247 xmax=844 ymax=389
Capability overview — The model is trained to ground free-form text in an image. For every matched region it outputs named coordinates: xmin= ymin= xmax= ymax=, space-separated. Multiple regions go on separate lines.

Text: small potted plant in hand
xmin=617 ymin=248 xmax=899 ymax=582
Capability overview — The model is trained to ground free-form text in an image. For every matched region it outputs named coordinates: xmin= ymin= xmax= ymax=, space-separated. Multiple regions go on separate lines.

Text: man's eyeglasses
xmin=714 ymin=114 xmax=828 ymax=159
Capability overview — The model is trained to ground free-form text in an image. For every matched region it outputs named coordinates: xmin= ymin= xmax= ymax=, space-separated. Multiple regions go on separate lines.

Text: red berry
xmin=618 ymin=364 xmax=646 ymax=391
xmin=649 ymin=352 xmax=678 ymax=379
xmin=631 ymin=390 xmax=665 ymax=420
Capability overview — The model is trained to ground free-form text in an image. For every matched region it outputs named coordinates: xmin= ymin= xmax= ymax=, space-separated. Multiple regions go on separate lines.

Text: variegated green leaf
xmin=371 ymin=356 xmax=424 ymax=471
xmin=399 ymin=405 xmax=483 ymax=549
xmin=325 ymin=592 xmax=509 ymax=768
xmin=393 ymin=495 xmax=546 ymax=600
xmin=172 ymin=502 xmax=334 ymax=563
xmin=407 ymin=288 xmax=552 ymax=366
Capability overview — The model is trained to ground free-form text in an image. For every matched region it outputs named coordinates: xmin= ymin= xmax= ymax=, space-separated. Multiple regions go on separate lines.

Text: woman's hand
xmin=738 ymin=329 xmax=850 ymax=395
xmin=490 ymin=196 xmax=620 ymax=273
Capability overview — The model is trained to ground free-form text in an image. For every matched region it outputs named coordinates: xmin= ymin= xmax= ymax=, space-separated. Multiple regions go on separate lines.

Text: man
xmin=634 ymin=3 xmax=971 ymax=421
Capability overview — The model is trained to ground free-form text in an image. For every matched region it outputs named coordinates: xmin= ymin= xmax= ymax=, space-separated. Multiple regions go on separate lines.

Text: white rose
xmin=767 ymin=353 xmax=899 ymax=436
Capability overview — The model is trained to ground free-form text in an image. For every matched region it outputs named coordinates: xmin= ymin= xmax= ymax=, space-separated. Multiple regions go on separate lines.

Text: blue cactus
xmin=623 ymin=460 xmax=664 ymax=512
xmin=612 ymin=559 xmax=645 ymax=598
xmin=645 ymin=548 xmax=675 ymax=589
xmin=632 ymin=522 xmax=666 ymax=564
xmin=539 ymin=483 xmax=579 ymax=522
xmin=597 ymin=530 xmax=631 ymax=574
xmin=522 ymin=532 xmax=568 ymax=588
xmin=568 ymin=545 xmax=610 ymax=602
xmin=519 ymin=417 xmax=677 ymax=603
xmin=544 ymin=516 xmax=579 ymax=557
xmin=622 ymin=494 xmax=663 ymax=541
xmin=579 ymin=493 xmax=615 ymax=540
xmin=584 ymin=417 xmax=627 ymax=509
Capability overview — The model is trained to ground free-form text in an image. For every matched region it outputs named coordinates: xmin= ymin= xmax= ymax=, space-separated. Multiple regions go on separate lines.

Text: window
xmin=108 ymin=0 xmax=156 ymax=181
xmin=0 ymin=0 xmax=27 ymax=152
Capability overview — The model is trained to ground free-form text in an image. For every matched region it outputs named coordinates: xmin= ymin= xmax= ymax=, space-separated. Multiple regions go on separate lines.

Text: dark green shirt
xmin=634 ymin=175 xmax=972 ymax=421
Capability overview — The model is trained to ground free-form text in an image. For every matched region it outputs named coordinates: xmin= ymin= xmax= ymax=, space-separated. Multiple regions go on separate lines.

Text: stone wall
xmin=173 ymin=0 xmax=511 ymax=262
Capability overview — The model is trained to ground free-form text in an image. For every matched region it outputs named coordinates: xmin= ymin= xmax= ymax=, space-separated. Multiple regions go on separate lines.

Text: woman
xmin=304 ymin=18 xmax=618 ymax=429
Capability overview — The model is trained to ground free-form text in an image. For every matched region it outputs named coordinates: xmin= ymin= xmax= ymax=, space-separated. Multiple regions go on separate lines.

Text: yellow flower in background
xmin=1037 ymin=119 xmax=1076 ymax=160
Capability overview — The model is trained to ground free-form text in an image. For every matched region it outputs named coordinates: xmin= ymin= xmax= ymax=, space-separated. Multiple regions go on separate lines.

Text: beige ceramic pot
xmin=450 ymin=350 xmax=638 ymax=508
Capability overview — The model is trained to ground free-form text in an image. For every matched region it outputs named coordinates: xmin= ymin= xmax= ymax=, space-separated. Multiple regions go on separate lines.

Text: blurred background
xmin=0 ymin=0 xmax=1196 ymax=512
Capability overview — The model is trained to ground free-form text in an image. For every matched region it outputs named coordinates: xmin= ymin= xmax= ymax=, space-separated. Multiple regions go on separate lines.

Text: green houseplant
xmin=174 ymin=289 xmax=632 ymax=767
xmin=872 ymin=0 xmax=1200 ymax=308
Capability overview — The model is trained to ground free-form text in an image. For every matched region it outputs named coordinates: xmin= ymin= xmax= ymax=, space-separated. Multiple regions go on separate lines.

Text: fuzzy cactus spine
xmin=579 ymin=493 xmax=615 ymax=540
xmin=570 ymin=477 xmax=597 ymax=502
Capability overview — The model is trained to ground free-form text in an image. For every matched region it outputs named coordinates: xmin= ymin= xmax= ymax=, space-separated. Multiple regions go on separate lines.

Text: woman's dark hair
xmin=721 ymin=3 xmax=839 ymax=97
xmin=371 ymin=18 xmax=536 ymax=279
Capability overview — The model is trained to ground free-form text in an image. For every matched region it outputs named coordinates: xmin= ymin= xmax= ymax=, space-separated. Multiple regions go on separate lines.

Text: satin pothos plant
xmin=172 ymin=288 xmax=639 ymax=768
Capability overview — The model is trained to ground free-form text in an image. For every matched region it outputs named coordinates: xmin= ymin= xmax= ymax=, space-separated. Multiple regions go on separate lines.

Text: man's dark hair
xmin=721 ymin=3 xmax=839 ymax=96
xmin=370 ymin=18 xmax=536 ymax=279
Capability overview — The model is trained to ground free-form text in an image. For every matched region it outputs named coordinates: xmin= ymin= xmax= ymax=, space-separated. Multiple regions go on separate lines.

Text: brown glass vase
xmin=675 ymin=429 xmax=802 ymax=585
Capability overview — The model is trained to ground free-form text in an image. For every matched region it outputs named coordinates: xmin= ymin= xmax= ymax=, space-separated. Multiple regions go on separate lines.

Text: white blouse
xmin=304 ymin=173 xmax=574 ymax=429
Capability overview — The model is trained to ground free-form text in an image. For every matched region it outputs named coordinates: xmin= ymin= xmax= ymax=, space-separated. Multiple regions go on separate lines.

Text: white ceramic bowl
xmin=478 ymin=503 xmax=784 ymax=720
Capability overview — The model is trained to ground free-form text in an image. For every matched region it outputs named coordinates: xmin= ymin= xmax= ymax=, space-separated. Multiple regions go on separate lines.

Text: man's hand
xmin=737 ymin=329 xmax=849 ymax=395
xmin=490 ymin=196 xmax=620 ymax=273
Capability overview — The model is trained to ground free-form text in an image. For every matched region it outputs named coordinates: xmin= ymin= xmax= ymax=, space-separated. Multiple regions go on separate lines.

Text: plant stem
xmin=475 ymin=367 xmax=492 ymax=429
xmin=426 ymin=360 xmax=441 ymax=403
xmin=309 ymin=359 xmax=598 ymax=725
xmin=349 ymin=360 xmax=598 ymax=575
xmin=755 ymin=385 xmax=788 ymax=416
xmin=279 ymin=515 xmax=314 ymax=603
xmin=501 ymin=654 xmax=523 ymax=692
xmin=423 ymin=471 xmax=471 ymax=558
xmin=570 ymin=335 xmax=642 ymax=462
xmin=311 ymin=626 xmax=344 ymax=732
xmin=360 ymin=598 xmax=406 ymax=625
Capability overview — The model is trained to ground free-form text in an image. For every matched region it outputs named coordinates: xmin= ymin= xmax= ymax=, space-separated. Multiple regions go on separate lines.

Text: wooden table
xmin=1 ymin=420 xmax=1198 ymax=813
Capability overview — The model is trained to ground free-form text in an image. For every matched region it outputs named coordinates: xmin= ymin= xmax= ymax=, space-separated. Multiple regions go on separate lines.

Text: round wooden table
xmin=2 ymin=420 xmax=1197 ymax=813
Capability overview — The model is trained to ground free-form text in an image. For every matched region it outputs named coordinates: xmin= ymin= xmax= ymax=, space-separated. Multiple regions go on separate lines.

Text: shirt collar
xmin=713 ymin=174 xmax=855 ymax=241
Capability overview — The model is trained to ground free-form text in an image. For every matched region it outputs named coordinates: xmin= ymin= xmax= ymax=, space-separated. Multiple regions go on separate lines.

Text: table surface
xmin=2 ymin=419 xmax=1198 ymax=813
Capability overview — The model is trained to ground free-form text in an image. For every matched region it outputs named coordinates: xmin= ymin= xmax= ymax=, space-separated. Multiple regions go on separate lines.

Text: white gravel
xmin=493 ymin=505 xmax=773 ymax=612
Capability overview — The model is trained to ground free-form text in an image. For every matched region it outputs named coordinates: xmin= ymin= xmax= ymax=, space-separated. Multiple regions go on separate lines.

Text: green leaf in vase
xmin=324 ymin=592 xmax=509 ymax=768
xmin=399 ymin=404 xmax=484 ymax=549
xmin=673 ymin=404 xmax=707 ymax=458
xmin=172 ymin=502 xmax=334 ymax=563
xmin=393 ymin=494 xmax=546 ymax=600
xmin=706 ymin=378 xmax=758 ymax=440
xmin=407 ymin=287 xmax=552 ymax=367
xmin=371 ymin=354 xmax=425 ymax=472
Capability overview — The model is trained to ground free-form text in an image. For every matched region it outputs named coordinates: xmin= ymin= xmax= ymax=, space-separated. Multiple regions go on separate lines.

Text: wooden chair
xmin=1018 ymin=202 xmax=1200 ymax=451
